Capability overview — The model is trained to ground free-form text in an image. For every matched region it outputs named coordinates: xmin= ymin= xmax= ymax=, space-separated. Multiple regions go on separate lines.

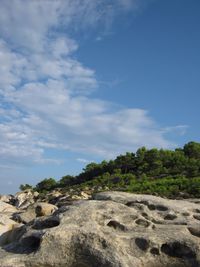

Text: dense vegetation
xmin=20 ymin=141 xmax=200 ymax=198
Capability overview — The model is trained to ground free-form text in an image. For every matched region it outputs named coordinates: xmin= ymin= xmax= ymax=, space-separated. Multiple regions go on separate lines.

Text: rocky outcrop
xmin=71 ymin=191 xmax=92 ymax=200
xmin=0 ymin=201 xmax=21 ymax=247
xmin=38 ymin=189 xmax=92 ymax=206
xmin=0 ymin=215 xmax=22 ymax=246
xmin=14 ymin=190 xmax=39 ymax=209
xmin=12 ymin=205 xmax=36 ymax=224
xmin=0 ymin=192 xmax=200 ymax=267
xmin=35 ymin=202 xmax=58 ymax=217
xmin=0 ymin=194 xmax=15 ymax=204
xmin=12 ymin=203 xmax=57 ymax=224
xmin=0 ymin=200 xmax=17 ymax=213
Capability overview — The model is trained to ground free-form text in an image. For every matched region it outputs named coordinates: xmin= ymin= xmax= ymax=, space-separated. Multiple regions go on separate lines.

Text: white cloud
xmin=0 ymin=0 xmax=185 ymax=168
xmin=0 ymin=0 xmax=60 ymax=51
xmin=163 ymin=125 xmax=189 ymax=136
xmin=0 ymin=0 xmax=136 ymax=51
xmin=77 ymin=158 xmax=93 ymax=164
xmin=1 ymin=79 xmax=175 ymax=161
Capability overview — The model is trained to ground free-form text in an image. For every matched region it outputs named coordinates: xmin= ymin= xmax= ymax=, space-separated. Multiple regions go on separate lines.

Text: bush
xmin=19 ymin=184 xmax=33 ymax=191
xmin=35 ymin=178 xmax=57 ymax=192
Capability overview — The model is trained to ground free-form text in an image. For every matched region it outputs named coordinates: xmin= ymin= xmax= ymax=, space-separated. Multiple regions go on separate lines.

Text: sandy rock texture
xmin=0 ymin=201 xmax=22 ymax=247
xmin=0 ymin=200 xmax=17 ymax=213
xmin=0 ymin=191 xmax=200 ymax=267
xmin=0 ymin=194 xmax=14 ymax=204
xmin=14 ymin=190 xmax=39 ymax=209
xmin=12 ymin=202 xmax=58 ymax=224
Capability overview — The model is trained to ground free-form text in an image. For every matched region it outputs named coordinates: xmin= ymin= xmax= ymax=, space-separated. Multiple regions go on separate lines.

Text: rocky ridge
xmin=0 ymin=190 xmax=200 ymax=267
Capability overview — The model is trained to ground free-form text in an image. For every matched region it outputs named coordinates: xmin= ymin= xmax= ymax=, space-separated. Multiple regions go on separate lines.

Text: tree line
xmin=20 ymin=141 xmax=200 ymax=197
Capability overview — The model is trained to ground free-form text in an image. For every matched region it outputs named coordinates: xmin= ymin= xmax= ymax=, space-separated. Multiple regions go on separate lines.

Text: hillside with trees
xmin=20 ymin=141 xmax=200 ymax=198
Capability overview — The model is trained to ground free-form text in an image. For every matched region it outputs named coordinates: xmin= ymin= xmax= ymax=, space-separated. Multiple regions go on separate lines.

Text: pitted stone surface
xmin=0 ymin=192 xmax=200 ymax=267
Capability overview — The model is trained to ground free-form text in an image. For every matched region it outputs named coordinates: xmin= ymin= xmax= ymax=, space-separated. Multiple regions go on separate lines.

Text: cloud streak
xmin=0 ymin=0 xmax=184 ymax=169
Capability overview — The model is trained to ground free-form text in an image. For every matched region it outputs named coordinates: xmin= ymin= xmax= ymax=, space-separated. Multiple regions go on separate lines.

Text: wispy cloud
xmin=76 ymin=158 xmax=94 ymax=164
xmin=0 ymin=0 xmax=185 ymax=168
xmin=162 ymin=125 xmax=189 ymax=136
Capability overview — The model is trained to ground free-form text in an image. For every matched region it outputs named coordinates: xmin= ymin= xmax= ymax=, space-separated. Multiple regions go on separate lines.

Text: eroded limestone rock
xmin=0 ymin=192 xmax=200 ymax=267
xmin=14 ymin=190 xmax=39 ymax=209
xmin=0 ymin=201 xmax=17 ymax=213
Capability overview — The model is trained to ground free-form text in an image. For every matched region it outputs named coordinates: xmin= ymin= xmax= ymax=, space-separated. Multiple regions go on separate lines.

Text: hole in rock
xmin=188 ymin=226 xmax=200 ymax=238
xmin=148 ymin=204 xmax=168 ymax=211
xmin=193 ymin=214 xmax=200 ymax=221
xmin=141 ymin=212 xmax=149 ymax=219
xmin=135 ymin=219 xmax=150 ymax=227
xmin=126 ymin=201 xmax=135 ymax=207
xmin=156 ymin=205 xmax=168 ymax=211
xmin=150 ymin=247 xmax=160 ymax=255
xmin=148 ymin=204 xmax=156 ymax=210
xmin=182 ymin=212 xmax=190 ymax=217
xmin=161 ymin=241 xmax=196 ymax=259
xmin=21 ymin=235 xmax=41 ymax=252
xmin=126 ymin=201 xmax=146 ymax=211
xmin=193 ymin=209 xmax=200 ymax=214
xmin=164 ymin=214 xmax=177 ymax=220
xmin=32 ymin=217 xmax=60 ymax=230
xmin=107 ymin=220 xmax=127 ymax=231
xmin=135 ymin=237 xmax=149 ymax=251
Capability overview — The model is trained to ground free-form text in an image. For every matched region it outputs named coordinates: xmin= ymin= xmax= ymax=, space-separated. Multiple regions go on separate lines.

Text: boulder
xmin=53 ymin=194 xmax=72 ymax=207
xmin=14 ymin=190 xmax=39 ymax=209
xmin=35 ymin=202 xmax=57 ymax=217
xmin=13 ymin=202 xmax=58 ymax=224
xmin=0 ymin=192 xmax=200 ymax=267
xmin=0 ymin=194 xmax=15 ymax=204
xmin=71 ymin=191 xmax=91 ymax=200
xmin=12 ymin=205 xmax=36 ymax=224
xmin=43 ymin=191 xmax=66 ymax=205
xmin=80 ymin=191 xmax=91 ymax=199
xmin=0 ymin=214 xmax=22 ymax=246
xmin=47 ymin=190 xmax=62 ymax=198
xmin=0 ymin=200 xmax=17 ymax=213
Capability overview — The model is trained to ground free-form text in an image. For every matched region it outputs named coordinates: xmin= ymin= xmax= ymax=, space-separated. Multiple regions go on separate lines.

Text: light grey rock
xmin=0 ymin=214 xmax=22 ymax=246
xmin=0 ymin=192 xmax=200 ymax=267
xmin=0 ymin=194 xmax=15 ymax=204
xmin=0 ymin=201 xmax=20 ymax=246
xmin=35 ymin=202 xmax=58 ymax=217
xmin=14 ymin=190 xmax=38 ymax=209
xmin=12 ymin=205 xmax=36 ymax=224
xmin=12 ymin=202 xmax=58 ymax=224
xmin=188 ymin=224 xmax=200 ymax=238
xmin=0 ymin=200 xmax=18 ymax=213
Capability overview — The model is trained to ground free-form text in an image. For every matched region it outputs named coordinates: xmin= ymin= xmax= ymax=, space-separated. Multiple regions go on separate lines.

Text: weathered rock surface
xmin=0 ymin=214 xmax=22 ymax=246
xmin=0 ymin=200 xmax=18 ymax=213
xmin=71 ymin=191 xmax=92 ymax=200
xmin=0 ymin=194 xmax=15 ymax=204
xmin=39 ymin=189 xmax=92 ymax=206
xmin=14 ymin=190 xmax=39 ymax=209
xmin=0 ymin=192 xmax=200 ymax=267
xmin=12 ymin=205 xmax=37 ymax=224
xmin=35 ymin=202 xmax=58 ymax=217
xmin=12 ymin=203 xmax=57 ymax=224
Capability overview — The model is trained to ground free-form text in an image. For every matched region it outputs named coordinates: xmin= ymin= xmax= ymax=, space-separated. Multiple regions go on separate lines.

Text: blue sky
xmin=0 ymin=0 xmax=199 ymax=194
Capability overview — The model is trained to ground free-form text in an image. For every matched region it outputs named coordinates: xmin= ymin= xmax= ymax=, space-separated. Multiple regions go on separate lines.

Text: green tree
xmin=184 ymin=142 xmax=200 ymax=159
xmin=59 ymin=175 xmax=76 ymax=187
xmin=186 ymin=158 xmax=200 ymax=177
xmin=19 ymin=184 xmax=32 ymax=191
xmin=115 ymin=152 xmax=135 ymax=174
xmin=144 ymin=148 xmax=163 ymax=176
xmin=83 ymin=162 xmax=99 ymax=172
xmin=35 ymin=178 xmax=57 ymax=192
